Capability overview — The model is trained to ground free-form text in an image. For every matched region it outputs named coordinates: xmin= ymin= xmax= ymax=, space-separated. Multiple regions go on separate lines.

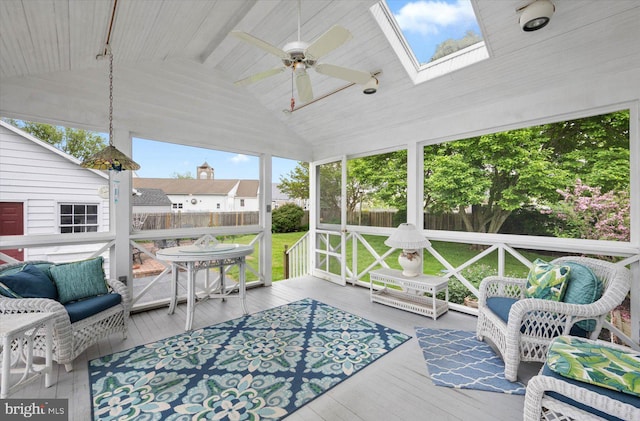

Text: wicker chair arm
xmin=0 ymin=295 xmax=65 ymax=315
xmin=107 ymin=278 xmax=130 ymax=307
xmin=524 ymin=374 xmax=640 ymax=421
xmin=107 ymin=278 xmax=131 ymax=324
xmin=506 ymin=298 xmax=605 ymax=337
xmin=478 ymin=275 xmax=526 ymax=306
xmin=0 ymin=295 xmax=74 ymax=364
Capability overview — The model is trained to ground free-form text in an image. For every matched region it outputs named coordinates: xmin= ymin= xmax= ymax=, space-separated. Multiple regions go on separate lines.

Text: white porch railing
xmin=129 ymin=232 xmax=264 ymax=311
xmin=285 ymin=227 xmax=639 ymax=349
xmin=284 ymin=232 xmax=309 ymax=279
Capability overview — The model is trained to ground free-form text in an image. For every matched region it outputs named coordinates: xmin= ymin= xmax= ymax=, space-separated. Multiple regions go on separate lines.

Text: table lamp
xmin=384 ymin=223 xmax=431 ymax=277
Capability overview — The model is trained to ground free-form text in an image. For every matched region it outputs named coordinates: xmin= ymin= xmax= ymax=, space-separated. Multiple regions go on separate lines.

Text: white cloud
xmin=230 ymin=154 xmax=249 ymax=164
xmin=393 ymin=0 xmax=476 ymax=36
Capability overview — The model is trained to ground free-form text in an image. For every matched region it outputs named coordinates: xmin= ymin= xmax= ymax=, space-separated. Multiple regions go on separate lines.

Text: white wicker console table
xmin=1 ymin=312 xmax=55 ymax=398
xmin=370 ymin=268 xmax=449 ymax=320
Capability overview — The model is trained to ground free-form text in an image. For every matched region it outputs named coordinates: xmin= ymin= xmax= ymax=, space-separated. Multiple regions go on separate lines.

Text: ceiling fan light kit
xmin=518 ymin=0 xmax=555 ymax=32
xmin=231 ymin=1 xmax=375 ymax=105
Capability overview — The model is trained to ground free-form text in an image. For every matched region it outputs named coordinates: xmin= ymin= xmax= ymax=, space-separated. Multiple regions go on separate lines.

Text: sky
xmin=132 ymin=137 xmax=299 ymax=182
xmin=385 ymin=0 xmax=482 ymax=63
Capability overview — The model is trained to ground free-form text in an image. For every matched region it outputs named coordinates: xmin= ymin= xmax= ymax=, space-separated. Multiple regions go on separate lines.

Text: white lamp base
xmin=398 ymin=250 xmax=422 ymax=277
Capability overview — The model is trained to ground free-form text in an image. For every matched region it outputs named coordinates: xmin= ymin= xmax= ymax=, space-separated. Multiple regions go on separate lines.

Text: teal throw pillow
xmin=50 ymin=257 xmax=108 ymax=304
xmin=561 ymin=261 xmax=603 ymax=331
xmin=0 ymin=264 xmax=58 ymax=299
xmin=525 ymin=259 xmax=570 ymax=301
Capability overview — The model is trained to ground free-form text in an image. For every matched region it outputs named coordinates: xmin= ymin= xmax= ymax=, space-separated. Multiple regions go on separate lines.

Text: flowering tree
xmin=546 ymin=179 xmax=630 ymax=241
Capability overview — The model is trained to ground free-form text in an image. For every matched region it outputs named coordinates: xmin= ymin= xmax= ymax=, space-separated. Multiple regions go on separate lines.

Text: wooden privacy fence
xmin=314 ymin=210 xmax=467 ymax=230
xmin=132 ymin=210 xmax=466 ymax=231
xmin=132 ymin=211 xmax=259 ymax=230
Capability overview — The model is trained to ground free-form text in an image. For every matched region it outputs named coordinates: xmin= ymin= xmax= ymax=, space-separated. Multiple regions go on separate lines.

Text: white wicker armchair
xmin=476 ymin=256 xmax=631 ymax=382
xmin=523 ymin=338 xmax=640 ymax=421
xmin=0 ymin=260 xmax=130 ymax=371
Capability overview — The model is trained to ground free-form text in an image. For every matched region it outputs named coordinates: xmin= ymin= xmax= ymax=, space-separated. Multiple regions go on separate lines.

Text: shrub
xmin=272 ymin=203 xmax=305 ymax=233
xmin=438 ymin=264 xmax=516 ymax=304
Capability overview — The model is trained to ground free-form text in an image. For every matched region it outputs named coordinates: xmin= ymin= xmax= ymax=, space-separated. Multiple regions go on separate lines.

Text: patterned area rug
xmin=89 ymin=298 xmax=410 ymax=420
xmin=415 ymin=327 xmax=526 ymax=395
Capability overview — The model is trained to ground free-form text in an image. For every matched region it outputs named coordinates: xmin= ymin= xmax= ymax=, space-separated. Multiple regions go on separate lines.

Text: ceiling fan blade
xmin=296 ymin=71 xmax=314 ymax=103
xmin=315 ymin=64 xmax=371 ymax=84
xmin=234 ymin=67 xmax=285 ymax=86
xmin=231 ymin=31 xmax=290 ymax=60
xmin=305 ymin=25 xmax=352 ymax=60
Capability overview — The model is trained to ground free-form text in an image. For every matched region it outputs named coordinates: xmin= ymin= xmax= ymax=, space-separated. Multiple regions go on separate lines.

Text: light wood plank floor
xmin=12 ymin=277 xmax=540 ymax=420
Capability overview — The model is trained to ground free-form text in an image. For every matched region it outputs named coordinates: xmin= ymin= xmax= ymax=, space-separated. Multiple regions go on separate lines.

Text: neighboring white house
xmin=0 ymin=120 xmax=110 ymax=264
xmin=133 ymin=162 xmax=260 ymax=213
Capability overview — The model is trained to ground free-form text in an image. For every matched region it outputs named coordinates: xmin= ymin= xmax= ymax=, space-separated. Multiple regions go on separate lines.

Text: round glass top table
xmin=155 ymin=244 xmax=254 ymax=330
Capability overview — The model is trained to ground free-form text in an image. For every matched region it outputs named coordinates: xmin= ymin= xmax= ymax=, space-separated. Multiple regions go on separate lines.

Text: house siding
xmin=0 ymin=123 xmax=110 ymax=263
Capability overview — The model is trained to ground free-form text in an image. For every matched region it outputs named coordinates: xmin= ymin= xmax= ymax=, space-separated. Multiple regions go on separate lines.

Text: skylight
xmin=386 ymin=0 xmax=482 ymax=63
xmin=373 ymin=0 xmax=488 ymax=83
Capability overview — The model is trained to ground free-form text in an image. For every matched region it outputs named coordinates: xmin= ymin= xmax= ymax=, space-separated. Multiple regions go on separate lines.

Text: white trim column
xmin=309 ymin=161 xmax=317 ymax=273
xmin=407 ymin=141 xmax=422 ymax=228
xmin=260 ymin=153 xmax=272 ymax=286
xmin=629 ymin=101 xmax=639 ymax=344
xmin=110 ymin=127 xmax=133 ymax=288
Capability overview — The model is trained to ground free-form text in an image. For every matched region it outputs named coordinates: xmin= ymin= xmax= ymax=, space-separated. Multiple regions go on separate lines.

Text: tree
xmin=423 ymin=110 xmax=629 ymax=235
xmin=279 ymin=156 xmax=407 ymax=217
xmin=348 ymin=151 xmax=407 ymax=211
xmin=541 ymin=110 xmax=630 ymax=192
xmin=278 ymin=162 xmax=309 ymax=200
xmin=4 ymin=119 xmax=106 ymax=161
xmin=172 ymin=171 xmax=193 ymax=179
xmin=430 ymin=30 xmax=482 ymax=62
xmin=424 ymin=128 xmax=572 ymax=233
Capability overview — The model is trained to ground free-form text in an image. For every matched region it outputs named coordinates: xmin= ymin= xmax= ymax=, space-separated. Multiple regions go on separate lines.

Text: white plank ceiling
xmin=1 ymin=0 xmax=639 ymax=162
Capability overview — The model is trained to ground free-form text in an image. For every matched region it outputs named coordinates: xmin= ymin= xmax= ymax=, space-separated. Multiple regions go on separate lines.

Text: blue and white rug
xmin=415 ymin=327 xmax=526 ymax=395
xmin=89 ymin=298 xmax=411 ymax=420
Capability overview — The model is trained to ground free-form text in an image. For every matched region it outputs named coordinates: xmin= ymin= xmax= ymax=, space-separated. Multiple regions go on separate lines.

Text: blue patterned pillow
xmin=525 ymin=259 xmax=570 ymax=301
xmin=50 ymin=257 xmax=108 ymax=304
xmin=0 ymin=264 xmax=58 ymax=299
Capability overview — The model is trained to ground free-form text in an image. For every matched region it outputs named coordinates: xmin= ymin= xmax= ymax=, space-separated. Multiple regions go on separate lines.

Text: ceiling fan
xmin=231 ymin=1 xmax=372 ymax=103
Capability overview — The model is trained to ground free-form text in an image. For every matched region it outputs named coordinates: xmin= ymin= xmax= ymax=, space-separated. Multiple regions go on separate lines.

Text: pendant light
xmin=81 ymin=45 xmax=140 ymax=172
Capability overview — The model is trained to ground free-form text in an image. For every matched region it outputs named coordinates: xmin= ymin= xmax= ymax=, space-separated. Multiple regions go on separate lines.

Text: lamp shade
xmin=81 ymin=145 xmax=141 ymax=171
xmin=384 ymin=223 xmax=431 ymax=250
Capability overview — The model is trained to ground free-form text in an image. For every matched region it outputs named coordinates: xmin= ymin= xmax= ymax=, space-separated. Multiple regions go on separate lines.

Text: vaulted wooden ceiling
xmin=1 ymin=0 xmax=639 ymax=163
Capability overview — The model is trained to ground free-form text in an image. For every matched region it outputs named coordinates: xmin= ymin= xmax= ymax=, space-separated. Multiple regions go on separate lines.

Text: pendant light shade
xmin=81 ymin=144 xmax=140 ymax=171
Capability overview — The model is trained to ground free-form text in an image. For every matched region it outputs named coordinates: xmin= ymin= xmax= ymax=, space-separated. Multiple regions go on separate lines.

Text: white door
xmin=311 ymin=157 xmax=347 ymax=285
